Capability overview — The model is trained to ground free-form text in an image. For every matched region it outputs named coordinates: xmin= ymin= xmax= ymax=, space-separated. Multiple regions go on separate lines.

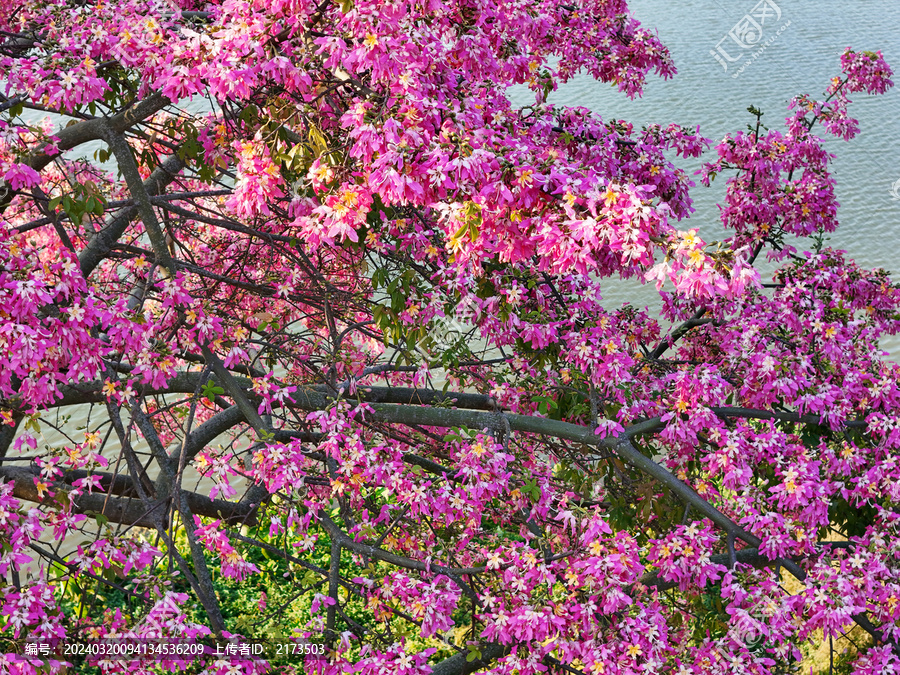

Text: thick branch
xmin=1 ymin=93 xmax=171 ymax=213
xmin=79 ymin=154 xmax=185 ymax=276
xmin=0 ymin=466 xmax=256 ymax=527
xmin=0 ymin=415 xmax=23 ymax=459
xmin=429 ymin=643 xmax=510 ymax=675
xmin=43 ymin=377 xmax=867 ymax=438
xmin=100 ymin=124 xmax=174 ymax=274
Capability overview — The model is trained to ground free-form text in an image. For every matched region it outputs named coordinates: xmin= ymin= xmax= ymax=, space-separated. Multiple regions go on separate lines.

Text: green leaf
xmin=201 ymin=380 xmax=226 ymax=403
xmin=239 ymin=105 xmax=259 ymax=125
xmin=530 ymin=394 xmax=557 ymax=416
xmin=522 ymin=478 xmax=542 ymax=501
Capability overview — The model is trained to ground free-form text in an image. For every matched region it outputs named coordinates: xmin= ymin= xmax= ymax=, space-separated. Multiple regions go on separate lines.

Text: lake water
xmin=511 ymin=0 xmax=900 ymax=355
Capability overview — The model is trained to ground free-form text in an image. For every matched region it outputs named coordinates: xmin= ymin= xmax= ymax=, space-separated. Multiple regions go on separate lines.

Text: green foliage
xmin=48 ymin=180 xmax=107 ymax=228
xmin=200 ymin=380 xmax=225 ymax=403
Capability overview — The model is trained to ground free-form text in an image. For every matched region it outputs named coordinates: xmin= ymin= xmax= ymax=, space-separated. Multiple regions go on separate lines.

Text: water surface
xmin=514 ymin=0 xmax=900 ymax=354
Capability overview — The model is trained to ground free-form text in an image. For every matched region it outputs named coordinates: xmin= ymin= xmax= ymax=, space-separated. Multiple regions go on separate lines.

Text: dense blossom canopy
xmin=0 ymin=0 xmax=898 ymax=674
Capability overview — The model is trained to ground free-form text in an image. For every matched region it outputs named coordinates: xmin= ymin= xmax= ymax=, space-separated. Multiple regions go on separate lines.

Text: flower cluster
xmin=646 ymin=521 xmax=726 ymax=591
xmin=194 ymin=519 xmax=259 ymax=581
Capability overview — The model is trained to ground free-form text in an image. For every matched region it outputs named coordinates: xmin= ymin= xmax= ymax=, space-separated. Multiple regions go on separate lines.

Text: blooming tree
xmin=0 ymin=0 xmax=898 ymax=673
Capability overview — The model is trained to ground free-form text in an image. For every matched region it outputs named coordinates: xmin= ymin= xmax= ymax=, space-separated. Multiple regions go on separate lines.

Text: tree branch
xmin=100 ymin=123 xmax=174 ymax=275
xmin=429 ymin=642 xmax=509 ymax=675
xmin=1 ymin=93 xmax=171 ymax=213
xmin=0 ymin=466 xmax=257 ymax=527
xmin=79 ymin=154 xmax=185 ymax=276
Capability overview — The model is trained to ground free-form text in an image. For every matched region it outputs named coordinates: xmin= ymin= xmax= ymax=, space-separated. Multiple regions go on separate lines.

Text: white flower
xmin=848 ymin=553 xmax=866 ymax=569
xmin=67 ymin=304 xmax=85 ymax=322
xmin=60 ymin=72 xmax=77 ymax=90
